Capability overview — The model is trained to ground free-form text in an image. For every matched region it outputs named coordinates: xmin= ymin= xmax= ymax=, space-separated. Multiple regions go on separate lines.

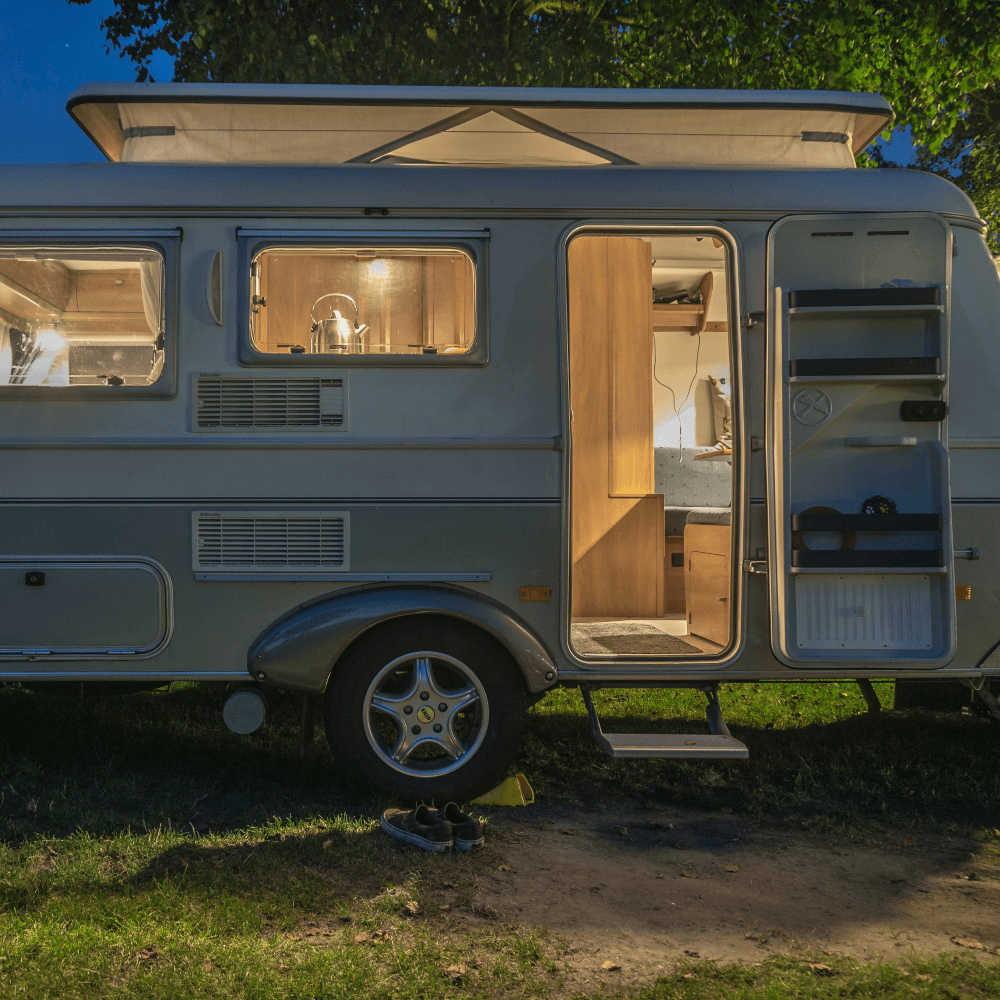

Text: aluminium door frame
xmin=555 ymin=220 xmax=750 ymax=675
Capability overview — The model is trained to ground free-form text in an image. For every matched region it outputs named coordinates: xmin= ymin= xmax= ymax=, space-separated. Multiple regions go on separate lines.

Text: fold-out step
xmin=580 ymin=685 xmax=749 ymax=760
xmin=595 ymin=732 xmax=749 ymax=759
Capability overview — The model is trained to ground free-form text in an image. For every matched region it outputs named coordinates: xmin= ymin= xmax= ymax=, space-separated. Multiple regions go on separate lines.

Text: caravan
xmin=1 ymin=83 xmax=998 ymax=800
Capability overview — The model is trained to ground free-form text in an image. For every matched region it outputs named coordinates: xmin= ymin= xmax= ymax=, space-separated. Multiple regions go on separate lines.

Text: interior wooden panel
xmin=569 ymin=235 xmax=663 ymax=619
xmin=0 ymin=259 xmax=70 ymax=323
xmin=684 ymin=523 xmax=731 ymax=645
xmin=63 ymin=270 xmax=150 ymax=337
xmin=608 ymin=237 xmax=653 ymax=496
xmin=664 ymin=534 xmax=685 ymax=613
xmin=0 ymin=263 xmax=150 ymax=337
xmin=573 ymin=495 xmax=665 ymax=618
xmin=256 ymin=251 xmax=474 ymax=354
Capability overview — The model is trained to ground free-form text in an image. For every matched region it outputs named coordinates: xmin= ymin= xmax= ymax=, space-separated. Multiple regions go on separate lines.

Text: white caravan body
xmin=1 ymin=83 xmax=998 ymax=796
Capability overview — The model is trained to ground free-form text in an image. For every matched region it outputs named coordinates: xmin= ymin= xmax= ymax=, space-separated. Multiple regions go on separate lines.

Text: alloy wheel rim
xmin=362 ymin=650 xmax=490 ymax=777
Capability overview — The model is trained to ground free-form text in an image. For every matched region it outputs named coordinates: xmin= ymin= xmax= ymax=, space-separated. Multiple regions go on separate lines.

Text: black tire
xmin=324 ymin=616 xmax=527 ymax=803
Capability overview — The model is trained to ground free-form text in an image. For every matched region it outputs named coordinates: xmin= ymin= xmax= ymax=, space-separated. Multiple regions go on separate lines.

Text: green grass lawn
xmin=0 ymin=678 xmax=996 ymax=998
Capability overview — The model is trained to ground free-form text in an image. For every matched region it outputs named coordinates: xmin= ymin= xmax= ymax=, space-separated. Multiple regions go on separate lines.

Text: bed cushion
xmin=685 ymin=506 xmax=731 ymax=527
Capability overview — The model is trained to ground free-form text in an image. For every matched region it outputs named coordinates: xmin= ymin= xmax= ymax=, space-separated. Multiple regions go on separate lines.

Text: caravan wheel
xmin=324 ymin=618 xmax=527 ymax=803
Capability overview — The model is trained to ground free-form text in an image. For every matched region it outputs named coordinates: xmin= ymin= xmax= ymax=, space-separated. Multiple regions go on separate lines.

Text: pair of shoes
xmin=438 ymin=802 xmax=486 ymax=851
xmin=380 ymin=803 xmax=485 ymax=853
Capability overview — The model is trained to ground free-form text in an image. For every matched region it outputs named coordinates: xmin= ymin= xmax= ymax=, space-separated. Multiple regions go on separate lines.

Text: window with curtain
xmin=0 ymin=247 xmax=164 ymax=386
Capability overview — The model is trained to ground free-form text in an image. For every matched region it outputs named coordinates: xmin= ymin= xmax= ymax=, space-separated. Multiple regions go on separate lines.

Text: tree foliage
xmin=68 ymin=1 xmax=1000 ymax=247
xmin=907 ymin=82 xmax=999 ymax=253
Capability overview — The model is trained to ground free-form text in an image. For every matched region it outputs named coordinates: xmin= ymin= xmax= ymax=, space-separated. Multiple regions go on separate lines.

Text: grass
xmin=0 ymin=678 xmax=996 ymax=996
xmin=523 ymin=681 xmax=1000 ymax=835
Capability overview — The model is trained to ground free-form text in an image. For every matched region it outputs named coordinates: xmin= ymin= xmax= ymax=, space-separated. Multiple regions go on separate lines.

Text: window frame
xmin=236 ymin=229 xmax=490 ymax=368
xmin=0 ymin=229 xmax=179 ymax=400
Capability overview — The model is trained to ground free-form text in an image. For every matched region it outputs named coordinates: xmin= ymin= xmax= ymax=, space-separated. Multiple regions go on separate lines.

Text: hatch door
xmin=765 ymin=214 xmax=955 ymax=667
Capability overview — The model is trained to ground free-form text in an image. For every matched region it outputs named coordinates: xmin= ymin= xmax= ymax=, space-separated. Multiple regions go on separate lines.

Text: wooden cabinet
xmin=684 ymin=523 xmax=731 ymax=645
xmin=569 ymin=236 xmax=664 ymax=618
xmin=664 ymin=534 xmax=685 ymax=613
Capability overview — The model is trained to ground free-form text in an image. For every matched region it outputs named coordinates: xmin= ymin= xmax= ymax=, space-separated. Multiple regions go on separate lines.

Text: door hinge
xmin=741 ymin=311 xmax=766 ymax=329
xmin=743 ymin=559 xmax=768 ymax=576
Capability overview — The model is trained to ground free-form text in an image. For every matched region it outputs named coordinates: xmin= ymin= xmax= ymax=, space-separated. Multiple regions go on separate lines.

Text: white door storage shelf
xmin=766 ymin=214 xmax=955 ymax=666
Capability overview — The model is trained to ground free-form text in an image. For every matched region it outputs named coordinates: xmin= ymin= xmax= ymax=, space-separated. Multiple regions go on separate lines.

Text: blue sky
xmin=0 ymin=0 xmax=172 ymax=163
xmin=0 ymin=1 xmax=915 ymax=165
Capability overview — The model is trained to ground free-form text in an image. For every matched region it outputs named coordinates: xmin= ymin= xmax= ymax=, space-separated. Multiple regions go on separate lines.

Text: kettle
xmin=309 ymin=293 xmax=369 ymax=354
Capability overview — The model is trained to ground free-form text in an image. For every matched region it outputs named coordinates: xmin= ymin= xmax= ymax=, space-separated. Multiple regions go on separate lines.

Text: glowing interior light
xmin=35 ymin=330 xmax=66 ymax=352
xmin=369 ymin=260 xmax=388 ymax=277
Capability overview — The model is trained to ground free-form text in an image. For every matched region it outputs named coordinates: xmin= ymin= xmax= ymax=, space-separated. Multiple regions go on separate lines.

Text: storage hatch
xmin=0 ymin=558 xmax=170 ymax=655
xmin=765 ymin=214 xmax=955 ymax=666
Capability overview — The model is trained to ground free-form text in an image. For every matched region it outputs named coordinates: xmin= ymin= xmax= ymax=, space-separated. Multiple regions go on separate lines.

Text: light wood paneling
xmin=664 ymin=534 xmax=685 ymax=613
xmin=0 ymin=263 xmax=150 ymax=337
xmin=62 ymin=270 xmax=150 ymax=337
xmin=569 ymin=235 xmax=663 ymax=619
xmin=573 ymin=495 xmax=665 ymax=618
xmin=684 ymin=523 xmax=731 ymax=645
xmin=256 ymin=251 xmax=474 ymax=354
xmin=0 ymin=259 xmax=70 ymax=323
xmin=608 ymin=238 xmax=653 ymax=496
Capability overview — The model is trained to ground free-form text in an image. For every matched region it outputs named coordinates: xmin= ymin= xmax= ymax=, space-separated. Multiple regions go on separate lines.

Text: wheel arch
xmin=246 ymin=584 xmax=558 ymax=695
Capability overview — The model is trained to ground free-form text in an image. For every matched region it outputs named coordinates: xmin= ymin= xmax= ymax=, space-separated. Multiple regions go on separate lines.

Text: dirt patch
xmin=458 ymin=803 xmax=1000 ymax=988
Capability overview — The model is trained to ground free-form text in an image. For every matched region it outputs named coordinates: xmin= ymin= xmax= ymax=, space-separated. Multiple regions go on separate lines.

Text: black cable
xmin=652 ymin=328 xmax=702 ymax=461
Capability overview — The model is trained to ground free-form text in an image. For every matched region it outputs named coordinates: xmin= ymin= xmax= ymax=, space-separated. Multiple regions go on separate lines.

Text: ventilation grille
xmin=196 ymin=377 xmax=345 ymax=428
xmin=194 ymin=512 xmax=349 ymax=572
xmin=795 ymin=574 xmax=932 ymax=650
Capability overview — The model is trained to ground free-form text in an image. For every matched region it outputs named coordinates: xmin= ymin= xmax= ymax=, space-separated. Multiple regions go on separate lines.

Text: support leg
xmin=299 ymin=695 xmax=315 ymax=757
xmin=705 ymin=686 xmax=733 ymax=737
xmin=970 ymin=680 xmax=1000 ymax=722
xmin=856 ymin=679 xmax=881 ymax=715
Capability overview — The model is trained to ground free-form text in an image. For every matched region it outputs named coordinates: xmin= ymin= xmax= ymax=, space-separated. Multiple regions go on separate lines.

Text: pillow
xmin=709 ymin=375 xmax=732 ymax=448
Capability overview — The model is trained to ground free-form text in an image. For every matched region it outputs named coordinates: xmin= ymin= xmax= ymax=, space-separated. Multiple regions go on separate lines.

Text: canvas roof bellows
xmin=67 ymin=83 xmax=893 ymax=169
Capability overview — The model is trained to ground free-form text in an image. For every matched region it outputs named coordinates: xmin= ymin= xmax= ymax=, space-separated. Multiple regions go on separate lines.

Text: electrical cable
xmin=652 ymin=327 xmax=701 ymax=462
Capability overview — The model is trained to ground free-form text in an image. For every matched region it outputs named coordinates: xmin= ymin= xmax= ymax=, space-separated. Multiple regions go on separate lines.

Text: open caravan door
xmin=766 ymin=215 xmax=956 ymax=668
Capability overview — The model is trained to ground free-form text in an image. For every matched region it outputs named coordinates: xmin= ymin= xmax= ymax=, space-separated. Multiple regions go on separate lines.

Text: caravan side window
xmin=248 ymin=246 xmax=476 ymax=357
xmin=0 ymin=246 xmax=165 ymax=386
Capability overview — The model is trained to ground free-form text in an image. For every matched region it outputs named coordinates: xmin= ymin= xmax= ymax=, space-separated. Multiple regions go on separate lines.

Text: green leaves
xmin=66 ymin=1 xmax=1000 ymax=236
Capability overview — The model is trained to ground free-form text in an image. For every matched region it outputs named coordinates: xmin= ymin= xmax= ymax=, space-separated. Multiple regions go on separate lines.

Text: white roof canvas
xmin=67 ymin=83 xmax=894 ymax=168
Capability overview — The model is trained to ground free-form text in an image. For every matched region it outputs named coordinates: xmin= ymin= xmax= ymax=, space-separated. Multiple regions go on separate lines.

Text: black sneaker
xmin=380 ymin=805 xmax=453 ymax=853
xmin=435 ymin=803 xmax=485 ymax=851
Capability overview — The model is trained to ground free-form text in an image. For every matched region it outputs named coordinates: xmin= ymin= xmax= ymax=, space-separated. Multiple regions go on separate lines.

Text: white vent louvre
xmin=196 ymin=377 xmax=345 ymax=428
xmin=795 ymin=574 xmax=933 ymax=650
xmin=193 ymin=512 xmax=349 ymax=572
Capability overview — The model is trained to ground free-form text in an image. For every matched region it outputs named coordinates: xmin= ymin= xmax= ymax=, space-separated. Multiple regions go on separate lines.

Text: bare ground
xmin=447 ymin=803 xmax=1000 ymax=988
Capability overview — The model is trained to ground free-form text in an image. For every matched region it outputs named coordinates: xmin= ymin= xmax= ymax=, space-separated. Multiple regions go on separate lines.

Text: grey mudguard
xmin=247 ymin=584 xmax=558 ymax=694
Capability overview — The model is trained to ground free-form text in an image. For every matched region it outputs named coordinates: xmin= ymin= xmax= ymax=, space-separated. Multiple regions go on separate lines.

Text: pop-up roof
xmin=67 ymin=83 xmax=893 ymax=168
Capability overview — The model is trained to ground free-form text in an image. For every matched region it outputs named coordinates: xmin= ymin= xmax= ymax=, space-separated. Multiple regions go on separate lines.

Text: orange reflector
xmin=956 ymin=585 xmax=972 ymax=601
xmin=520 ymin=586 xmax=551 ymax=602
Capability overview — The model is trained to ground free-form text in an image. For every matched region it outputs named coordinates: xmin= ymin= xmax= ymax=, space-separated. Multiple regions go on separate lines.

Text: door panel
xmin=766 ymin=214 xmax=955 ymax=666
xmin=569 ymin=236 xmax=663 ymax=618
xmin=688 ymin=551 xmax=729 ymax=645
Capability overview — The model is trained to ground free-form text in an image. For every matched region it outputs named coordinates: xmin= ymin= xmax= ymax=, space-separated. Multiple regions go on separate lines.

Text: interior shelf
xmin=791 ymin=513 xmax=941 ymax=532
xmin=791 ymin=549 xmax=944 ymax=569
xmin=788 ymin=287 xmax=940 ymax=308
xmin=788 ymin=373 xmax=946 ymax=385
xmin=789 ymin=357 xmax=939 ymax=377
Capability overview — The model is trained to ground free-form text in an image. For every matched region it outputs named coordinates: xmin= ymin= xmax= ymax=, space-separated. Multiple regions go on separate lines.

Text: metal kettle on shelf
xmin=309 ymin=293 xmax=369 ymax=354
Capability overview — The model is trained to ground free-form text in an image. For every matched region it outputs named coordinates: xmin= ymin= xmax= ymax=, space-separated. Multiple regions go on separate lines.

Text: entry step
xmin=596 ymin=732 xmax=748 ymax=759
xmin=580 ymin=684 xmax=750 ymax=760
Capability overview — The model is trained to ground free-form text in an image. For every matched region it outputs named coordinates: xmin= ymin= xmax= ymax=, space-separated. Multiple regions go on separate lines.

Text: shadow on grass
xmin=0 ymin=683 xmax=360 ymax=844
xmin=519 ymin=706 xmax=1000 ymax=832
xmin=1 ymin=682 xmax=999 ymax=846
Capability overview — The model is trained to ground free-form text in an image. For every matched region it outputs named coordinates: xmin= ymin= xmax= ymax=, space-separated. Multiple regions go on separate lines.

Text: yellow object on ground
xmin=471 ymin=773 xmax=534 ymax=806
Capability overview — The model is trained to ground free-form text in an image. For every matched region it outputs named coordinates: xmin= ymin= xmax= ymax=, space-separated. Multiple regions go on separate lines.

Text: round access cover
xmin=223 ymin=688 xmax=267 ymax=735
